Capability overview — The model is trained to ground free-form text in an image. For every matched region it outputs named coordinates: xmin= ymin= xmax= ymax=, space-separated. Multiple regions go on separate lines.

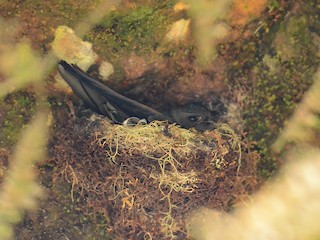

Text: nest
xmin=49 ymin=115 xmax=257 ymax=239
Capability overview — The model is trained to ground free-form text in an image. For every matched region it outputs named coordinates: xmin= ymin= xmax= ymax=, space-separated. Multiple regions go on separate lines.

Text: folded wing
xmin=58 ymin=61 xmax=172 ymax=123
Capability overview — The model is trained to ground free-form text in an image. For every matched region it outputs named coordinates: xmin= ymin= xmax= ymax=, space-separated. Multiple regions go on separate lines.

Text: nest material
xmin=49 ymin=115 xmax=257 ymax=239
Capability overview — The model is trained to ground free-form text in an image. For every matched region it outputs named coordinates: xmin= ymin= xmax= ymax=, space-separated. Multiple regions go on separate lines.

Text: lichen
xmin=52 ymin=25 xmax=98 ymax=70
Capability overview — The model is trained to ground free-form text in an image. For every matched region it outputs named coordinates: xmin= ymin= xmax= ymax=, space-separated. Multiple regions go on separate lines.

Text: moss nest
xmin=48 ymin=105 xmax=257 ymax=239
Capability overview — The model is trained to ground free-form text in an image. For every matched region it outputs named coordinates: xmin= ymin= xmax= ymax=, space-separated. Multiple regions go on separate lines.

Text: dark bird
xmin=58 ymin=61 xmax=172 ymax=124
xmin=58 ymin=61 xmax=224 ymax=130
xmin=170 ymin=103 xmax=214 ymax=131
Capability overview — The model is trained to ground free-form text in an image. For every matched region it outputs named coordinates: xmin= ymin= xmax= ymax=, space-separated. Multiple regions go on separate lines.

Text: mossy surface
xmin=83 ymin=1 xmax=178 ymax=80
xmin=242 ymin=2 xmax=320 ymax=178
xmin=0 ymin=0 xmax=319 ymax=238
xmin=0 ymin=92 xmax=36 ymax=148
xmin=15 ymin=164 xmax=113 ymax=240
xmin=0 ymin=0 xmax=103 ymax=50
xmin=85 ymin=2 xmax=175 ymax=57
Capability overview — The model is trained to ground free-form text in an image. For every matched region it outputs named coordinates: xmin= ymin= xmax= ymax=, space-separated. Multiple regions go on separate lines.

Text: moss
xmin=268 ymin=0 xmax=281 ymax=12
xmin=0 ymin=92 xmax=36 ymax=148
xmin=54 ymin=118 xmax=255 ymax=239
xmin=0 ymin=0 xmax=102 ymax=52
xmin=84 ymin=2 xmax=176 ymax=67
xmin=0 ymin=111 xmax=47 ymax=240
xmin=243 ymin=8 xmax=320 ymax=178
xmin=15 ymin=167 xmax=113 ymax=240
xmin=274 ymin=16 xmax=315 ymax=60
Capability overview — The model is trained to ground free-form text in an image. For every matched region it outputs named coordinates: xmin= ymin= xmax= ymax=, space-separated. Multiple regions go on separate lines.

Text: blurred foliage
xmin=273 ymin=69 xmax=320 ymax=151
xmin=241 ymin=2 xmax=320 ymax=178
xmin=0 ymin=42 xmax=44 ymax=96
xmin=186 ymin=0 xmax=232 ymax=65
xmin=185 ymin=0 xmax=269 ymax=65
xmin=0 ymin=111 xmax=48 ymax=239
xmin=73 ymin=0 xmax=120 ymax=37
xmin=188 ymin=150 xmax=320 ymax=240
xmin=0 ymin=18 xmax=50 ymax=240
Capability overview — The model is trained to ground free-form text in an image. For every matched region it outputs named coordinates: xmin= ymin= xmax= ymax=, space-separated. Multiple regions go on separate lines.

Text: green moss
xmin=0 ymin=92 xmax=36 ymax=148
xmin=268 ymin=0 xmax=281 ymax=12
xmin=28 ymin=0 xmax=99 ymax=25
xmin=275 ymin=16 xmax=315 ymax=61
xmin=84 ymin=2 xmax=175 ymax=70
xmin=244 ymin=10 xmax=319 ymax=177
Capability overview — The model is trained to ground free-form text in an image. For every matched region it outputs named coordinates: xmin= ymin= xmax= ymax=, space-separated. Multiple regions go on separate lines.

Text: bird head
xmin=170 ymin=101 xmax=226 ymax=131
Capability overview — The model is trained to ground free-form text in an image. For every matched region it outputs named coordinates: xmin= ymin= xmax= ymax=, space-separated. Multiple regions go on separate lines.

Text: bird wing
xmin=58 ymin=61 xmax=172 ymax=123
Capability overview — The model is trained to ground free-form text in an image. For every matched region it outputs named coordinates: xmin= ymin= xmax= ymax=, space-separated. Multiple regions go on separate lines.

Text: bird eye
xmin=189 ymin=115 xmax=203 ymax=123
xmin=189 ymin=116 xmax=197 ymax=122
